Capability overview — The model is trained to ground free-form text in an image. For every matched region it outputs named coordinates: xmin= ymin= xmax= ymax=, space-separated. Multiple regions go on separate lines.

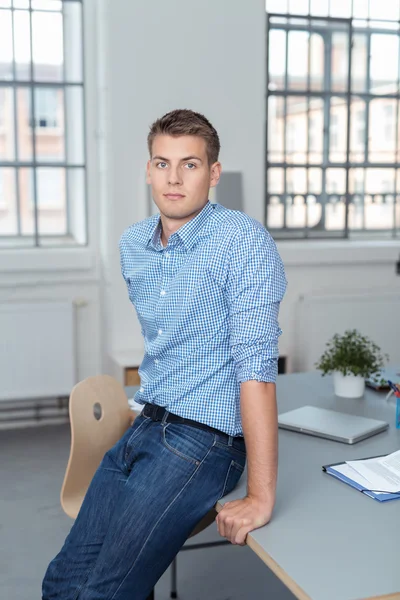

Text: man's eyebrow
xmin=151 ymin=155 xmax=203 ymax=162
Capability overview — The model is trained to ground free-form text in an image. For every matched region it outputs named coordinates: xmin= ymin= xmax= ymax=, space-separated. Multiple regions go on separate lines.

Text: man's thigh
xmin=78 ymin=419 xmax=246 ymax=600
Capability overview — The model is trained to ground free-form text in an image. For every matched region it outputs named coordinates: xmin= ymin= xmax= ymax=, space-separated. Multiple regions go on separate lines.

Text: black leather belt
xmin=142 ymin=402 xmax=243 ymax=442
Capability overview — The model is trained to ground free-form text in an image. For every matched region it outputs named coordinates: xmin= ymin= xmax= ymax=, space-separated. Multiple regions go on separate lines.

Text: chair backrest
xmin=60 ymin=375 xmax=133 ymax=519
xmin=60 ymin=374 xmax=215 ymax=538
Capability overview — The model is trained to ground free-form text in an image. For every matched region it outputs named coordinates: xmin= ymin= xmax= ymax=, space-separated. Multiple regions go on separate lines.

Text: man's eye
xmin=185 ymin=163 xmax=196 ymax=169
xmin=157 ymin=162 xmax=167 ymax=169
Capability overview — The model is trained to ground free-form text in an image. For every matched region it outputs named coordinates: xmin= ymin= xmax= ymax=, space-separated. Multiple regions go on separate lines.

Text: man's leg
xmin=42 ymin=415 xmax=154 ymax=600
xmin=77 ymin=418 xmax=246 ymax=600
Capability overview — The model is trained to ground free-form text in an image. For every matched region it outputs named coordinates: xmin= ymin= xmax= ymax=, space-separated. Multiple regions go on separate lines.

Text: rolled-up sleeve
xmin=226 ymin=225 xmax=287 ymax=384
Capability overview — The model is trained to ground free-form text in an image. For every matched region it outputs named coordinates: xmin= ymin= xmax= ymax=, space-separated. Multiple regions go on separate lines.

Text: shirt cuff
xmin=235 ymin=356 xmax=278 ymax=384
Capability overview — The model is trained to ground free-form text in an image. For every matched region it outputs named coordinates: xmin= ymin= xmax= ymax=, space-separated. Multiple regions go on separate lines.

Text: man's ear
xmin=146 ymin=160 xmax=151 ymax=184
xmin=209 ymin=162 xmax=222 ymax=188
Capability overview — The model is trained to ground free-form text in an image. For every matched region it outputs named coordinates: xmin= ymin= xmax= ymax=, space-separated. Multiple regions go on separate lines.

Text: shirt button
xmin=160 ymin=290 xmax=166 ymax=296
xmin=158 ymin=329 xmax=163 ymax=335
xmin=154 ymin=359 xmax=159 ymax=364
xmin=165 ymin=252 xmax=170 ymax=258
xmin=139 ymin=387 xmax=144 ymax=392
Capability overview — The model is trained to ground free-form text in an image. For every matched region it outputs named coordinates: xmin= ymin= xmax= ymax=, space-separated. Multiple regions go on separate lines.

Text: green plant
xmin=315 ymin=329 xmax=389 ymax=380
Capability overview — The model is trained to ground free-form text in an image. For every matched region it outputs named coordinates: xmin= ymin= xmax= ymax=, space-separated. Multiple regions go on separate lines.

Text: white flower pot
xmin=333 ymin=371 xmax=365 ymax=398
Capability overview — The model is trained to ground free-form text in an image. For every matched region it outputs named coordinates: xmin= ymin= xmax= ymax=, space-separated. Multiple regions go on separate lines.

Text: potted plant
xmin=315 ymin=329 xmax=388 ymax=398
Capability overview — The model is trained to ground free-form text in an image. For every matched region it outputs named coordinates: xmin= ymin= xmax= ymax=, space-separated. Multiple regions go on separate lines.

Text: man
xmin=42 ymin=109 xmax=287 ymax=599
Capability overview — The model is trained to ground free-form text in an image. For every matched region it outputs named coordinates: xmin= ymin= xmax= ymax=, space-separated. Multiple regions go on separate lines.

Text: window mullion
xmin=28 ymin=0 xmax=39 ymax=248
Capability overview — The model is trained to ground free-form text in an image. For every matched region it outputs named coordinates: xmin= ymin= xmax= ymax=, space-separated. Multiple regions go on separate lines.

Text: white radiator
xmin=0 ymin=301 xmax=76 ymax=401
xmin=295 ymin=291 xmax=400 ymax=372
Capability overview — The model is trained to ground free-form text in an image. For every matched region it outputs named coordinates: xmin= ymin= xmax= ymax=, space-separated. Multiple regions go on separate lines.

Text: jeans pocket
xmin=221 ymin=460 xmax=245 ymax=498
xmin=161 ymin=423 xmax=215 ymax=465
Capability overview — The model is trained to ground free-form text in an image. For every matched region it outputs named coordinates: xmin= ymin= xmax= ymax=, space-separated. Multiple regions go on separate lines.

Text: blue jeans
xmin=42 ymin=410 xmax=246 ymax=599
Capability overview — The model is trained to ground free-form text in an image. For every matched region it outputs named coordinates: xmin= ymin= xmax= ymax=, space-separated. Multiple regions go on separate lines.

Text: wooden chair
xmin=60 ymin=374 xmax=222 ymax=599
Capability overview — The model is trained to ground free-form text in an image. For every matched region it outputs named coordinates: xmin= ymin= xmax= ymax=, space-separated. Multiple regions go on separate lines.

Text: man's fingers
xmin=234 ymin=526 xmax=250 ymax=546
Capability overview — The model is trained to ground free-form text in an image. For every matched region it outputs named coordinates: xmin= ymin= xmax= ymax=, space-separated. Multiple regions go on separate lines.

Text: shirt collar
xmin=147 ymin=201 xmax=214 ymax=251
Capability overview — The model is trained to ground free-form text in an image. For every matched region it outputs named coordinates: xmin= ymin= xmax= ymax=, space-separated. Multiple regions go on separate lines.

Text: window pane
xmin=369 ymin=0 xmax=399 ymax=20
xmin=268 ymin=96 xmax=285 ymax=162
xmin=33 ymin=87 xmax=65 ymax=162
xmin=0 ymin=87 xmax=15 ymax=160
xmin=268 ymin=29 xmax=286 ymax=90
xmin=350 ymin=99 xmax=366 ymax=163
xmin=0 ymin=167 xmax=17 ymax=235
xmin=308 ymin=167 xmax=322 ymax=193
xmin=326 ymin=168 xmax=346 ymax=194
xmin=17 ymin=87 xmax=33 ymax=161
xmin=0 ymin=10 xmax=13 ymax=80
xmin=351 ymin=35 xmax=367 ymax=93
xmin=14 ymin=9 xmax=31 ymax=81
xmin=289 ymin=0 xmax=308 ymax=14
xmin=286 ymin=96 xmax=308 ymax=163
xmin=13 ymin=1 xmax=30 ymax=8
xmin=308 ymin=97 xmax=323 ymax=162
xmin=63 ymin=0 xmax=83 ymax=82
xmin=19 ymin=166 xmax=35 ymax=237
xmin=32 ymin=0 xmax=62 ymax=10
xmin=369 ymin=99 xmax=397 ymax=163
xmin=329 ymin=0 xmax=351 ymax=18
xmin=0 ymin=1 xmax=11 ymax=6
xmin=65 ymin=86 xmax=84 ymax=164
xmin=67 ymin=167 xmax=86 ymax=244
xmin=329 ymin=97 xmax=348 ymax=163
xmin=267 ymin=195 xmax=284 ymax=229
xmin=37 ymin=167 xmax=66 ymax=235
xmin=349 ymin=168 xmax=395 ymax=231
xmin=32 ymin=10 xmax=63 ymax=81
xmin=268 ymin=168 xmax=284 ymax=194
xmin=266 ymin=0 xmax=288 ymax=13
xmin=310 ymin=0 xmax=328 ymax=16
xmin=370 ymin=35 xmax=399 ymax=95
xmin=352 ymin=0 xmax=368 ymax=18
xmin=309 ymin=33 xmax=324 ymax=91
xmin=331 ymin=32 xmax=349 ymax=92
xmin=288 ymin=31 xmax=309 ymax=89
xmin=287 ymin=168 xmax=307 ymax=193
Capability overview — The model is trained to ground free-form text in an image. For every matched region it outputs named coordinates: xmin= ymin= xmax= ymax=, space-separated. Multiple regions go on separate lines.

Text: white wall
xmin=100 ymin=0 xmax=267 ymax=361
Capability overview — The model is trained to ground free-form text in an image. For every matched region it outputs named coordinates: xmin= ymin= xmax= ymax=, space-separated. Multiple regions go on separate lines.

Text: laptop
xmin=278 ymin=405 xmax=389 ymax=444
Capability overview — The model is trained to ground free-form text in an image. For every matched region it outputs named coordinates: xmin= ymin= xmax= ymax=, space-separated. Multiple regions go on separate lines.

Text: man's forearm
xmin=240 ymin=381 xmax=278 ymax=509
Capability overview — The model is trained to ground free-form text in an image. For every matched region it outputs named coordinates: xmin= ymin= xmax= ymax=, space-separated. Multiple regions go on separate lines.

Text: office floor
xmin=0 ymin=424 xmax=296 ymax=600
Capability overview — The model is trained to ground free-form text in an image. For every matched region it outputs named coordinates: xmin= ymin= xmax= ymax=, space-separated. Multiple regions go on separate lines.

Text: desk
xmin=126 ymin=374 xmax=400 ymax=600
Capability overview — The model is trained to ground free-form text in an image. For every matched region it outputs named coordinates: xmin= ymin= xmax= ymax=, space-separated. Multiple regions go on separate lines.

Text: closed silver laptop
xmin=278 ymin=405 xmax=389 ymax=444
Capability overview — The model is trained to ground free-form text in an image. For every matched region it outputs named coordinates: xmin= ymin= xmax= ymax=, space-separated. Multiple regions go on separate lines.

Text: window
xmin=0 ymin=0 xmax=86 ymax=249
xmin=266 ymin=0 xmax=400 ymax=239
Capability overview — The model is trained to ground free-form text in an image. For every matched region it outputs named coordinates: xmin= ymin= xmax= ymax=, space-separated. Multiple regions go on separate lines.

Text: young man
xmin=42 ymin=109 xmax=287 ymax=599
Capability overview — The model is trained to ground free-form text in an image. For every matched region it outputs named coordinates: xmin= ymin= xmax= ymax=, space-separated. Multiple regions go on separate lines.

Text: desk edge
xmin=215 ymin=500 xmax=312 ymax=600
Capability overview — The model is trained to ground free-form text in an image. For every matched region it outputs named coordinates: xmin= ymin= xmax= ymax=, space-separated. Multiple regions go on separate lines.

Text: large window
xmin=0 ymin=0 xmax=86 ymax=248
xmin=266 ymin=0 xmax=400 ymax=239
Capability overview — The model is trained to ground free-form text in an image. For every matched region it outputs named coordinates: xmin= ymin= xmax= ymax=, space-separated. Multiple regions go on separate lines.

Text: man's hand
xmin=216 ymin=496 xmax=273 ymax=546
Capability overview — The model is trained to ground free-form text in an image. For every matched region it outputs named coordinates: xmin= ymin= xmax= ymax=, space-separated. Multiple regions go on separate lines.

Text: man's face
xmin=146 ymin=135 xmax=221 ymax=225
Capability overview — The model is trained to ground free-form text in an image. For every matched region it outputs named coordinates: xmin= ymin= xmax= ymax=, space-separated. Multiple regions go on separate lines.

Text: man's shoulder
xmin=210 ymin=204 xmax=270 ymax=242
xmin=119 ymin=214 xmax=159 ymax=248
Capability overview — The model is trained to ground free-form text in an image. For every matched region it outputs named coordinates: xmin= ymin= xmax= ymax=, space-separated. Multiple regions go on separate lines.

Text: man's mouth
xmin=163 ymin=194 xmax=185 ymax=200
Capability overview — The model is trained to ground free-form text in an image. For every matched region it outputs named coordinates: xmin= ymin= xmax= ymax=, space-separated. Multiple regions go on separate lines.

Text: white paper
xmin=330 ymin=463 xmax=387 ymax=496
xmin=346 ymin=450 xmax=400 ymax=493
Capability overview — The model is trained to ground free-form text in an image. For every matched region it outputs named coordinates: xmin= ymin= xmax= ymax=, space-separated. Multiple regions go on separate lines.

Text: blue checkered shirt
xmin=119 ymin=202 xmax=287 ymax=436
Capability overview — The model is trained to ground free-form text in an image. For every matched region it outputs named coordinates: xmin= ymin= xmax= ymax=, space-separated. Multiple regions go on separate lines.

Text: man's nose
xmin=168 ymin=166 xmax=183 ymax=185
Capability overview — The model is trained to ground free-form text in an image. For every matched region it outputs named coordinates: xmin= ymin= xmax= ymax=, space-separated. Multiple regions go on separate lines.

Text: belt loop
xmin=161 ymin=410 xmax=169 ymax=425
xmin=228 ymin=435 xmax=234 ymax=447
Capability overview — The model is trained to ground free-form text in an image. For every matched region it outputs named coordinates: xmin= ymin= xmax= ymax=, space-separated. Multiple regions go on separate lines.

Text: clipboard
xmin=322 ymin=455 xmax=400 ymax=502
